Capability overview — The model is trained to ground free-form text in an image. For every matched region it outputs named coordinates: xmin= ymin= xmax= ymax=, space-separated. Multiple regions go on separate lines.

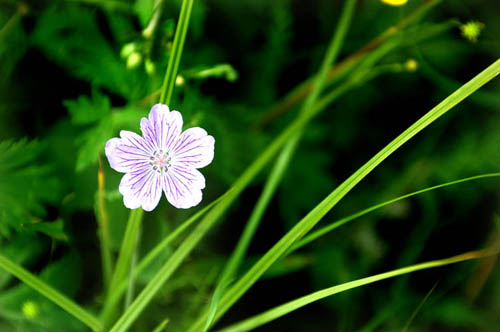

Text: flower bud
xmin=381 ymin=0 xmax=408 ymax=6
xmin=175 ymin=75 xmax=185 ymax=86
xmin=145 ymin=59 xmax=155 ymax=75
xmin=120 ymin=42 xmax=136 ymax=59
xmin=460 ymin=21 xmax=484 ymax=43
xmin=126 ymin=52 xmax=142 ymax=70
xmin=22 ymin=300 xmax=39 ymax=319
xmin=405 ymin=59 xmax=418 ymax=72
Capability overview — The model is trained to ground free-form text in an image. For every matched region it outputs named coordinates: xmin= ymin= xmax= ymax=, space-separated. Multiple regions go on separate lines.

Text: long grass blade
xmin=292 ymin=173 xmax=500 ymax=252
xmin=0 ymin=254 xmax=103 ymax=332
xmin=216 ymin=248 xmax=498 ymax=332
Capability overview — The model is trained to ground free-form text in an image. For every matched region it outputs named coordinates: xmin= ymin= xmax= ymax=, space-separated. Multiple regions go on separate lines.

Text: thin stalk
xmin=291 ymin=173 xmax=500 ymax=253
xmin=256 ymin=0 xmax=441 ymax=126
xmin=97 ymin=152 xmax=113 ymax=288
xmin=102 ymin=208 xmax=144 ymax=325
xmin=0 ymin=254 xmax=103 ymax=332
xmin=213 ymin=0 xmax=357 ymax=309
xmin=215 ymin=248 xmax=498 ymax=332
xmin=159 ymin=0 xmax=194 ymax=104
xmin=188 ymin=59 xmax=500 ymax=331
xmin=125 ymin=225 xmax=141 ymax=310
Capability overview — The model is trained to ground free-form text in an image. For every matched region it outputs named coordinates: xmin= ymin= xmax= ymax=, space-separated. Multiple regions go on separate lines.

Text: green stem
xmin=97 ymin=154 xmax=113 ymax=288
xmin=102 ymin=208 xmax=143 ymax=326
xmin=0 ymin=254 xmax=103 ymax=332
xmin=159 ymin=0 xmax=194 ymax=105
xmin=291 ymin=173 xmax=500 ymax=253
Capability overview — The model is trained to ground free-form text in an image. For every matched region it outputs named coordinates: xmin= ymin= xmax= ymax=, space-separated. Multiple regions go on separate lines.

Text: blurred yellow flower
xmin=460 ymin=21 xmax=484 ymax=43
xmin=381 ymin=0 xmax=408 ymax=6
xmin=22 ymin=300 xmax=39 ymax=319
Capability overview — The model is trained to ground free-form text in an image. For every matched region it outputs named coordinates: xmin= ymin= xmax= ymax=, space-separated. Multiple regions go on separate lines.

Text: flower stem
xmin=159 ymin=0 xmax=194 ymax=105
xmin=96 ymin=152 xmax=113 ymax=288
xmin=101 ymin=208 xmax=143 ymax=327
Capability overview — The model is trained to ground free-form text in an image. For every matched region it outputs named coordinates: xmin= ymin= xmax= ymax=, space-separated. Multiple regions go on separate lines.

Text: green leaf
xmin=64 ymin=90 xmax=111 ymax=125
xmin=0 ymin=139 xmax=60 ymax=236
xmin=20 ymin=219 xmax=68 ymax=242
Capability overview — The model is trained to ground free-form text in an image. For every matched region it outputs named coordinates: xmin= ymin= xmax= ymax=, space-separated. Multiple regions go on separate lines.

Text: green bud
xmin=22 ymin=300 xmax=39 ymax=319
xmin=120 ymin=42 xmax=136 ymax=59
xmin=126 ymin=52 xmax=142 ymax=70
xmin=145 ymin=58 xmax=155 ymax=75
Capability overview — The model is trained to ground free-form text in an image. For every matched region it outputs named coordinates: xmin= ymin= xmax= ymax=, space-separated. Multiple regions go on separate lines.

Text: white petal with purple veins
xmin=140 ymin=104 xmax=183 ymax=151
xmin=119 ymin=169 xmax=163 ymax=211
xmin=163 ymin=166 xmax=206 ymax=209
xmin=171 ymin=127 xmax=215 ymax=169
xmin=105 ymin=132 xmax=151 ymax=173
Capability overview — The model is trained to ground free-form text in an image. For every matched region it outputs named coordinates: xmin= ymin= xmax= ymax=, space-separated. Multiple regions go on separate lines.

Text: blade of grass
xmin=215 ymin=248 xmax=498 ymax=332
xmin=102 ymin=208 xmax=143 ymax=324
xmin=187 ymin=58 xmax=500 ymax=331
xmin=291 ymin=173 xmax=500 ymax=253
xmin=209 ymin=0 xmax=358 ymax=319
xmin=401 ymin=281 xmax=439 ymax=332
xmin=0 ymin=254 xmax=103 ymax=332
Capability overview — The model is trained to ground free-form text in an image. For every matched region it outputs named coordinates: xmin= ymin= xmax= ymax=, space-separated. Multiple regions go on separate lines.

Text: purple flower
xmin=105 ymin=104 xmax=215 ymax=211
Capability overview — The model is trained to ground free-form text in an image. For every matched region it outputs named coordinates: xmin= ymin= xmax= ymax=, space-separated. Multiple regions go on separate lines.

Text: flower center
xmin=149 ymin=149 xmax=171 ymax=173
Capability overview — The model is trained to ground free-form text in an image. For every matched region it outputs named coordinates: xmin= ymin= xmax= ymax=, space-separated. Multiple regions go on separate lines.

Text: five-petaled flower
xmin=105 ymin=104 xmax=215 ymax=211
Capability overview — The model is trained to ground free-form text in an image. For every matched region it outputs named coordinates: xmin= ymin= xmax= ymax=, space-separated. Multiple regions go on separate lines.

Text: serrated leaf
xmin=64 ymin=90 xmax=110 ymax=125
xmin=0 ymin=139 xmax=60 ymax=237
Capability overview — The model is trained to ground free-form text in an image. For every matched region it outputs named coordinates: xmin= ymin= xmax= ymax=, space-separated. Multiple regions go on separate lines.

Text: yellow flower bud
xmin=460 ymin=21 xmax=484 ymax=43
xmin=381 ymin=0 xmax=408 ymax=6
xmin=405 ymin=59 xmax=418 ymax=72
xmin=175 ymin=75 xmax=185 ymax=86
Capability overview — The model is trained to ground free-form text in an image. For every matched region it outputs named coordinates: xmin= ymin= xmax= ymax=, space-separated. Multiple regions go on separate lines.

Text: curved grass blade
xmin=0 ymin=254 xmax=103 ymax=332
xmin=401 ymin=281 xmax=439 ymax=332
xmin=186 ymin=58 xmax=500 ymax=331
xmin=216 ymin=248 xmax=498 ymax=332
xmin=291 ymin=173 xmax=500 ymax=253
xmin=205 ymin=1 xmax=358 ymax=327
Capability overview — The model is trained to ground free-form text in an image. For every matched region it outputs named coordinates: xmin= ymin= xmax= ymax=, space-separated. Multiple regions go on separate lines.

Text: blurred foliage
xmin=0 ymin=0 xmax=499 ymax=331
